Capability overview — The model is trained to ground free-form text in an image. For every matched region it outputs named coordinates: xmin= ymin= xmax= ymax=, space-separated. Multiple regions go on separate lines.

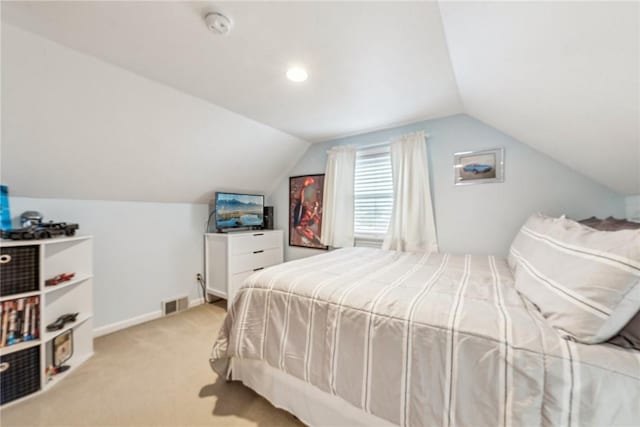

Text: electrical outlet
xmin=196 ymin=273 xmax=203 ymax=282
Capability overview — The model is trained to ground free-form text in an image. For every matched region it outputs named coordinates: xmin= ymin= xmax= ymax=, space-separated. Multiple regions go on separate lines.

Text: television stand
xmin=204 ymin=230 xmax=283 ymax=302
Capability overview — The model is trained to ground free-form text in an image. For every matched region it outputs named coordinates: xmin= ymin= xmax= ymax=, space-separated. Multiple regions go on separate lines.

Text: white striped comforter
xmin=210 ymin=248 xmax=640 ymax=427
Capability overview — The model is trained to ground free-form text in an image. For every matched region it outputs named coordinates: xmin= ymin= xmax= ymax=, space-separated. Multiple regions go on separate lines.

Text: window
xmin=354 ymin=145 xmax=393 ymax=245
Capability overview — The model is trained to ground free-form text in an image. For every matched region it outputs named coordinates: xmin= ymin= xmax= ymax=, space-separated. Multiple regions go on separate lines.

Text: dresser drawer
xmin=229 ymin=232 xmax=281 ymax=255
xmin=229 ymin=248 xmax=282 ymax=274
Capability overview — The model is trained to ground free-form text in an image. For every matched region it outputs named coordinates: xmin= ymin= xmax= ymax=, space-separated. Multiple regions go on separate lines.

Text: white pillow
xmin=509 ymin=213 xmax=640 ymax=344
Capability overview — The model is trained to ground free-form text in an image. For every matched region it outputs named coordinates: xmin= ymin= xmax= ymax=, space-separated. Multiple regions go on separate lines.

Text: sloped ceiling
xmin=439 ymin=1 xmax=639 ymax=196
xmin=1 ymin=24 xmax=309 ymax=204
xmin=1 ymin=1 xmax=639 ymax=197
xmin=0 ymin=1 xmax=462 ymax=142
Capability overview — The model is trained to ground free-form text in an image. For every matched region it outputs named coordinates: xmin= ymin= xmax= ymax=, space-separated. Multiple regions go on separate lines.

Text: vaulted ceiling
xmin=439 ymin=1 xmax=639 ymax=196
xmin=2 ymin=1 xmax=639 ymax=196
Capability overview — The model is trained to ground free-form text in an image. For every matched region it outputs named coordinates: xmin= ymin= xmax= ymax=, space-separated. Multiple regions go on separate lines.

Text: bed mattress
xmin=211 ymin=247 xmax=640 ymax=427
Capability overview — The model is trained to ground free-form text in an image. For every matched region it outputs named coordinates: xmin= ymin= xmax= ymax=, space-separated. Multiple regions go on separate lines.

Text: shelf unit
xmin=0 ymin=236 xmax=93 ymax=408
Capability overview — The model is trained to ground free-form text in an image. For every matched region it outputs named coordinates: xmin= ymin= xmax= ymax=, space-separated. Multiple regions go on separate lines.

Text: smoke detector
xmin=204 ymin=12 xmax=232 ymax=35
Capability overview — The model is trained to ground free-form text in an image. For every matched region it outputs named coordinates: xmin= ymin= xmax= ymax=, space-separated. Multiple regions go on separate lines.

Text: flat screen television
xmin=214 ymin=192 xmax=264 ymax=231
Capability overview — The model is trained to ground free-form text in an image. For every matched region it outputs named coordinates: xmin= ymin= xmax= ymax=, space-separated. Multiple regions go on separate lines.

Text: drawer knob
xmin=0 ymin=254 xmax=11 ymax=264
xmin=253 ymin=267 xmax=264 ymax=272
xmin=0 ymin=362 xmax=9 ymax=373
xmin=253 ymin=233 xmax=264 ymax=237
xmin=253 ymin=250 xmax=264 ymax=254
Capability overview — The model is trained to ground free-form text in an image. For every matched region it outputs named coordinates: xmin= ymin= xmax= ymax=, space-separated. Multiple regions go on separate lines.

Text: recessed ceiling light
xmin=286 ymin=67 xmax=308 ymax=82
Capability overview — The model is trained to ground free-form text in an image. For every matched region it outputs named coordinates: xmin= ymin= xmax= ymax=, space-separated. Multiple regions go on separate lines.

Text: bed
xmin=210 ymin=247 xmax=640 ymax=426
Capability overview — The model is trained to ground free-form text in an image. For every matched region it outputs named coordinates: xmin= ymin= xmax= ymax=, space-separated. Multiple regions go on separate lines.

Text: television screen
xmin=215 ymin=192 xmax=264 ymax=230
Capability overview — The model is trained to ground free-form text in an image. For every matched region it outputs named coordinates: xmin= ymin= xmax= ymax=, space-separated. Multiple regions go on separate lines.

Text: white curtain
xmin=383 ymin=131 xmax=438 ymax=252
xmin=321 ymin=145 xmax=356 ymax=248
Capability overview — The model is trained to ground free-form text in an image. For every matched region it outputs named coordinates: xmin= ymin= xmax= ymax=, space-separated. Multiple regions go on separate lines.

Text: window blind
xmin=354 ymin=145 xmax=392 ymax=241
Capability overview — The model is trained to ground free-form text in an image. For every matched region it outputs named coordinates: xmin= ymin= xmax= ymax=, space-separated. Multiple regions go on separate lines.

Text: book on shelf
xmin=0 ymin=296 xmax=40 ymax=347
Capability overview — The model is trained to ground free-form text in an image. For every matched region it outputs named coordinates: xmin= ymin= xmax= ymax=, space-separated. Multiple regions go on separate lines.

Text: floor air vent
xmin=162 ymin=296 xmax=189 ymax=316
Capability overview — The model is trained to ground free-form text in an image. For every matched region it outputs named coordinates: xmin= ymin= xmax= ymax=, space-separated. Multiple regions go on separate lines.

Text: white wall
xmin=0 ymin=24 xmax=310 ymax=334
xmin=269 ymin=115 xmax=626 ymax=260
xmin=9 ymin=197 xmax=208 ymax=333
xmin=627 ymin=195 xmax=640 ymax=221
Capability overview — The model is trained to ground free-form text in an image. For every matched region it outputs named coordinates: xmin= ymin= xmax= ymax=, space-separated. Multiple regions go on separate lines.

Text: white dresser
xmin=204 ymin=230 xmax=283 ymax=303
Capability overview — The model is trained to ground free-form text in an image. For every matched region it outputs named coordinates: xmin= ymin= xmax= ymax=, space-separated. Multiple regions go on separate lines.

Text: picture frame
xmin=289 ymin=174 xmax=328 ymax=250
xmin=454 ymin=148 xmax=504 ymax=185
xmin=52 ymin=330 xmax=73 ymax=367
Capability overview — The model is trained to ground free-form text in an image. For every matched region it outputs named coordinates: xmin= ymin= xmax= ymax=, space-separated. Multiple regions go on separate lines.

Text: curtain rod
xmin=357 ymin=132 xmax=430 ymax=150
xmin=357 ymin=141 xmax=390 ymax=150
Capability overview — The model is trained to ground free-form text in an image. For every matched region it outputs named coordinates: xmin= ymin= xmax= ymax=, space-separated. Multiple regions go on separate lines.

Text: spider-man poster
xmin=289 ymin=174 xmax=328 ymax=250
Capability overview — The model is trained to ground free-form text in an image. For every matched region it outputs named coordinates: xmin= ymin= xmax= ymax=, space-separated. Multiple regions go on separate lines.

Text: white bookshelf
xmin=0 ymin=235 xmax=93 ymax=407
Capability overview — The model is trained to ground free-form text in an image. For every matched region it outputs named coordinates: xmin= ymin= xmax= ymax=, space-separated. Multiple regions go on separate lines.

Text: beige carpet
xmin=1 ymin=301 xmax=303 ymax=427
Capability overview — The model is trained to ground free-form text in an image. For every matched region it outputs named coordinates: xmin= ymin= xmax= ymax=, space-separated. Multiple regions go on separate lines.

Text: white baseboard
xmin=93 ymin=298 xmax=205 ymax=337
